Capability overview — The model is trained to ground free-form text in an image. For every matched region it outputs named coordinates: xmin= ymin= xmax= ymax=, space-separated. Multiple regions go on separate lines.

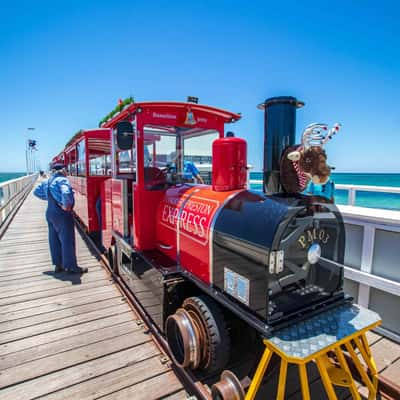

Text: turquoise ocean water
xmin=249 ymin=172 xmax=400 ymax=211
xmin=0 ymin=173 xmax=26 ymax=203
xmin=1 ymin=172 xmax=399 ymax=210
xmin=0 ymin=172 xmax=25 ymax=184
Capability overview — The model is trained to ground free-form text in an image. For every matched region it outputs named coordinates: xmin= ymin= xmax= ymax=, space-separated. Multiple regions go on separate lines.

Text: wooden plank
xmin=0 ymin=259 xmax=100 ymax=276
xmin=0 ymin=320 xmax=138 ymax=370
xmin=0 ymin=241 xmax=92 ymax=250
xmin=0 ymin=279 xmax=113 ymax=307
xmin=0 ymin=269 xmax=107 ymax=292
xmin=101 ymin=370 xmax=184 ymax=400
xmin=0 ymin=237 xmax=89 ymax=248
xmin=37 ymin=355 xmax=171 ymax=400
xmin=0 ymin=342 xmax=159 ymax=400
xmin=0 ymin=246 xmax=92 ymax=256
xmin=365 ymin=330 xmax=383 ymax=346
xmin=0 ymin=284 xmax=118 ymax=315
xmin=381 ymin=357 xmax=400 ymax=383
xmin=0 ymin=286 xmax=119 ymax=323
xmin=0 ymin=255 xmax=97 ymax=270
xmin=0 ymin=270 xmax=108 ymax=296
xmin=0 ymin=251 xmax=94 ymax=263
xmin=0 ymin=247 xmax=93 ymax=258
xmin=0 ymin=265 xmax=102 ymax=284
xmin=0 ymin=237 xmax=51 ymax=245
xmin=0 ymin=297 xmax=125 ymax=333
xmin=0 ymin=240 xmax=89 ymax=249
xmin=370 ymin=337 xmax=400 ymax=372
xmin=0 ymin=303 xmax=130 ymax=345
xmin=0 ymin=312 xmax=134 ymax=356
xmin=0 ymin=330 xmax=153 ymax=389
xmin=162 ymin=390 xmax=188 ymax=400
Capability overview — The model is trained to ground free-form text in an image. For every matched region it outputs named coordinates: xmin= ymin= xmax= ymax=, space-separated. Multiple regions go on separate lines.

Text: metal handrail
xmin=335 ymin=184 xmax=400 ymax=206
xmin=0 ymin=174 xmax=38 ymax=233
xmin=0 ymin=183 xmax=32 ymax=213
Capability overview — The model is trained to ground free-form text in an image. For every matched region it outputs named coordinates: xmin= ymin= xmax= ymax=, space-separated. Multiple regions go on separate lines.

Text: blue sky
xmin=0 ymin=0 xmax=399 ymax=172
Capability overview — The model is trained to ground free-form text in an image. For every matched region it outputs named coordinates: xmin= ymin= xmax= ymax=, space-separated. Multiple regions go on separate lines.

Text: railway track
xmin=77 ymin=221 xmax=400 ymax=400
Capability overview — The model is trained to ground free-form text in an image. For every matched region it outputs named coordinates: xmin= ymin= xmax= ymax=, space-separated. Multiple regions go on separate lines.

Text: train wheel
xmin=183 ymin=296 xmax=231 ymax=374
xmin=166 ymin=295 xmax=230 ymax=374
xmin=211 ymin=370 xmax=245 ymax=400
xmin=165 ymin=308 xmax=201 ymax=369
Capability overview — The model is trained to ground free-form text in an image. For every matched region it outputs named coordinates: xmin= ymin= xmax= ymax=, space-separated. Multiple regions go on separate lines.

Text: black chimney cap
xmin=257 ymin=96 xmax=304 ymax=110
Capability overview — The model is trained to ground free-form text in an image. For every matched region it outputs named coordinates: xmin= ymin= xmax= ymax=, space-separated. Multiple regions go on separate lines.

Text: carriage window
xmin=77 ymin=140 xmax=86 ymax=176
xmin=87 ymin=137 xmax=111 ymax=176
xmin=147 ymin=135 xmax=176 ymax=168
xmin=66 ymin=149 xmax=77 ymax=175
xmin=183 ymin=131 xmax=218 ymax=185
xmin=118 ymin=150 xmax=136 ymax=174
xmin=89 ymin=154 xmax=111 ymax=176
xmin=143 ymin=125 xmax=219 ymax=188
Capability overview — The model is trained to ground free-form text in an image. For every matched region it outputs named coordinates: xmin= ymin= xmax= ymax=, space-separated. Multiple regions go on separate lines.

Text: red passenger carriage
xmin=63 ymin=129 xmax=111 ymax=242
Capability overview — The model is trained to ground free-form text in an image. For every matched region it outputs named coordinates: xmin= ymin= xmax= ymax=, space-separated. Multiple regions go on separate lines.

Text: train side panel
xmin=101 ymin=178 xmax=113 ymax=249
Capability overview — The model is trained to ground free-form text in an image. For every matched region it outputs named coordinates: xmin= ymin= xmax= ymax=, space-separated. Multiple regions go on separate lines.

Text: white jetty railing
xmin=339 ymin=204 xmax=400 ymax=343
xmin=0 ymin=174 xmax=38 ymax=236
xmin=249 ymin=179 xmax=400 ymax=342
xmin=249 ymin=180 xmax=400 ymax=206
xmin=336 ymin=184 xmax=400 ymax=206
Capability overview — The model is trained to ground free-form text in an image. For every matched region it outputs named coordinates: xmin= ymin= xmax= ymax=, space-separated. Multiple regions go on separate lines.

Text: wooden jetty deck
xmin=0 ymin=192 xmax=186 ymax=400
xmin=1 ymin=189 xmax=400 ymax=399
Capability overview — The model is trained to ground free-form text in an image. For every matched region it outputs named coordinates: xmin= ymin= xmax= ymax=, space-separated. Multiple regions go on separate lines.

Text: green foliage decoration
xmin=98 ymin=96 xmax=135 ymax=127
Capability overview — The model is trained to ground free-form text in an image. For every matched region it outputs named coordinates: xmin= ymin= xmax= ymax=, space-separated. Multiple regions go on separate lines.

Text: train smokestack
xmin=257 ymin=96 xmax=304 ymax=193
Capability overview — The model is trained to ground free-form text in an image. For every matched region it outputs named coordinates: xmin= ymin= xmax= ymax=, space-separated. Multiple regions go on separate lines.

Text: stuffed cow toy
xmin=280 ymin=123 xmax=341 ymax=201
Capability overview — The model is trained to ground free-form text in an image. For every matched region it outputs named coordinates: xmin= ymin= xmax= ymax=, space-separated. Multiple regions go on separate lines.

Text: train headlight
xmin=307 ymin=243 xmax=321 ymax=264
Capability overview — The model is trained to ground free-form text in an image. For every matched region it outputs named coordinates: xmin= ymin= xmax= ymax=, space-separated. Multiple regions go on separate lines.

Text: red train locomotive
xmin=55 ymin=96 xmax=347 ymax=378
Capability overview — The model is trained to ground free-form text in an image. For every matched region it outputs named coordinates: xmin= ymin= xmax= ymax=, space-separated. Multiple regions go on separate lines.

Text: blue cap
xmin=52 ymin=162 xmax=66 ymax=170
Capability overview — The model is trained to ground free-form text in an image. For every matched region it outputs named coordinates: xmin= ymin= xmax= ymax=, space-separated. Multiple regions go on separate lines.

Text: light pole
xmin=26 ymin=128 xmax=35 ymax=174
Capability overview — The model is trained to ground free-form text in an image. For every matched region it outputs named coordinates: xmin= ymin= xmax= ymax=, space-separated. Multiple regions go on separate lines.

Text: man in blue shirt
xmin=168 ymin=152 xmax=205 ymax=184
xmin=34 ymin=163 xmax=88 ymax=274
xmin=183 ymin=160 xmax=205 ymax=183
